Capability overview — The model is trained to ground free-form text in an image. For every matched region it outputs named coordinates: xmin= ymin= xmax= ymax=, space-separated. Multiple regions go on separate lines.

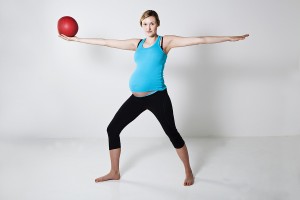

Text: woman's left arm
xmin=164 ymin=34 xmax=249 ymax=53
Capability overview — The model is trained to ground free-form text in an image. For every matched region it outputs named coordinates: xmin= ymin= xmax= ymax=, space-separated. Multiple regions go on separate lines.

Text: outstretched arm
xmin=163 ymin=34 xmax=249 ymax=53
xmin=59 ymin=34 xmax=141 ymax=51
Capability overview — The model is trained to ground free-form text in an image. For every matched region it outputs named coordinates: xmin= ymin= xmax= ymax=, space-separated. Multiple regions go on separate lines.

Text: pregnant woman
xmin=60 ymin=10 xmax=249 ymax=186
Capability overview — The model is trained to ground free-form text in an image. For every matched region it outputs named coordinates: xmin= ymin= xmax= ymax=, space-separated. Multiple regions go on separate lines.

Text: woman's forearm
xmin=201 ymin=36 xmax=230 ymax=44
xmin=75 ymin=38 xmax=106 ymax=46
xmin=201 ymin=34 xmax=249 ymax=44
xmin=59 ymin=34 xmax=107 ymax=46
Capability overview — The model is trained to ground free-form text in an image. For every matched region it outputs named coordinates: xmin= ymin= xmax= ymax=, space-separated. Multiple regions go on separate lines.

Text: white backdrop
xmin=0 ymin=0 xmax=299 ymax=138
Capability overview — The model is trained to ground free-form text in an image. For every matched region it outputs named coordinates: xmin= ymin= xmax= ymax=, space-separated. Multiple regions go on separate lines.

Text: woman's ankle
xmin=110 ymin=169 xmax=120 ymax=174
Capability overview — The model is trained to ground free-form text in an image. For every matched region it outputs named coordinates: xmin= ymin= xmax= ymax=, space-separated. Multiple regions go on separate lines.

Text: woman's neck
xmin=145 ymin=34 xmax=158 ymax=44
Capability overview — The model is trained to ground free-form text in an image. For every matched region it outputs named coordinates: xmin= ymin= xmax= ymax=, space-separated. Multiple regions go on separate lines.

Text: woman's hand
xmin=228 ymin=34 xmax=249 ymax=42
xmin=58 ymin=34 xmax=78 ymax=42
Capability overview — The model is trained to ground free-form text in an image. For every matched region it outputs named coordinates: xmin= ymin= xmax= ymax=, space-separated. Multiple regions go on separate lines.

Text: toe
xmin=95 ymin=178 xmax=101 ymax=183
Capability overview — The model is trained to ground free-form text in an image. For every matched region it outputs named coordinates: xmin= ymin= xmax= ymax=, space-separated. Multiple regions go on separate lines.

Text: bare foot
xmin=95 ymin=171 xmax=120 ymax=183
xmin=184 ymin=172 xmax=194 ymax=186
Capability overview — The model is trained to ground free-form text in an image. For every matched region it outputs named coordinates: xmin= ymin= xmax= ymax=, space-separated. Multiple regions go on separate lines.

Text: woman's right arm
xmin=59 ymin=34 xmax=141 ymax=51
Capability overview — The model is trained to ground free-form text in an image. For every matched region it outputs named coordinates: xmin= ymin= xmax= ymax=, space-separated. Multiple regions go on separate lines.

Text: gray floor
xmin=0 ymin=136 xmax=299 ymax=200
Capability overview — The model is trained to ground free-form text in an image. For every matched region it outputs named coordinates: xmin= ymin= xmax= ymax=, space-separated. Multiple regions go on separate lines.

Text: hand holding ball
xmin=57 ymin=16 xmax=78 ymax=37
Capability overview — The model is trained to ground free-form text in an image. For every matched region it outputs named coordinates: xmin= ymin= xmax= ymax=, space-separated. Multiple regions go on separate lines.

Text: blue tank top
xmin=129 ymin=36 xmax=167 ymax=92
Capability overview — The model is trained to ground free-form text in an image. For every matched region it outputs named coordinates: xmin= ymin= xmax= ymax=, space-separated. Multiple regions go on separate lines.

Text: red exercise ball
xmin=57 ymin=16 xmax=78 ymax=37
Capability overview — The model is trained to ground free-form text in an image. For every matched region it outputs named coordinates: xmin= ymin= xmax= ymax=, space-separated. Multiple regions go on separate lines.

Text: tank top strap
xmin=156 ymin=35 xmax=161 ymax=45
xmin=138 ymin=38 xmax=146 ymax=48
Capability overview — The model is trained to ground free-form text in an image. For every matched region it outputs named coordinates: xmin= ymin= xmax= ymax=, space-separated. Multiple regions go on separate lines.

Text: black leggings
xmin=107 ymin=89 xmax=185 ymax=150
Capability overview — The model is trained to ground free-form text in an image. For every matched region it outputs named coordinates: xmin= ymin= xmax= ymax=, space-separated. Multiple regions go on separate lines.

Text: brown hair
xmin=139 ymin=10 xmax=160 ymax=27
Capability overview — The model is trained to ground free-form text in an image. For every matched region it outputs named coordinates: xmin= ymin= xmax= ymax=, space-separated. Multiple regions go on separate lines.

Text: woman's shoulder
xmin=160 ymin=35 xmax=180 ymax=45
xmin=161 ymin=35 xmax=181 ymax=39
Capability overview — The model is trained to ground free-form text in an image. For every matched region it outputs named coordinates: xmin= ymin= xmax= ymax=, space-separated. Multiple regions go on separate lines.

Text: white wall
xmin=0 ymin=0 xmax=299 ymax=138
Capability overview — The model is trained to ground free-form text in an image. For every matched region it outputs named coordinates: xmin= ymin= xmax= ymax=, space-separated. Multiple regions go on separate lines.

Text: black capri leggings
xmin=107 ymin=89 xmax=185 ymax=150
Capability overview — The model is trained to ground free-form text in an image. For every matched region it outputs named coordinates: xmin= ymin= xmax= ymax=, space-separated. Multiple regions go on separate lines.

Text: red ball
xmin=57 ymin=16 xmax=78 ymax=37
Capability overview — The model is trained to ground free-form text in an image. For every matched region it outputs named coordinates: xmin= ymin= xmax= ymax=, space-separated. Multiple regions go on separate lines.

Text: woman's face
xmin=141 ymin=16 xmax=159 ymax=37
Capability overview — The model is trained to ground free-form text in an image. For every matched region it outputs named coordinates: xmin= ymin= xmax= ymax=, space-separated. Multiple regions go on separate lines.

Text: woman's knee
xmin=107 ymin=124 xmax=121 ymax=149
xmin=107 ymin=123 xmax=118 ymax=137
xmin=171 ymin=135 xmax=185 ymax=149
xmin=165 ymin=130 xmax=185 ymax=149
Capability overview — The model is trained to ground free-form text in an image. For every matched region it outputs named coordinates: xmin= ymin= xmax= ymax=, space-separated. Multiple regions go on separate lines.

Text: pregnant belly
xmin=129 ymin=68 xmax=162 ymax=96
xmin=129 ymin=71 xmax=154 ymax=92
